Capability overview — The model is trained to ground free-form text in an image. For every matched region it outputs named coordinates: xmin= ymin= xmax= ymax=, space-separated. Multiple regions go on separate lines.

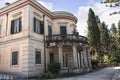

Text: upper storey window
xmin=34 ymin=17 xmax=44 ymax=34
xmin=48 ymin=25 xmax=52 ymax=36
xmin=11 ymin=18 xmax=21 ymax=34
xmin=60 ymin=26 xmax=67 ymax=35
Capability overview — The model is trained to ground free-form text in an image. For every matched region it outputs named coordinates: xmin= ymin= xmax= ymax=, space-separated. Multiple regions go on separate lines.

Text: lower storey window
xmin=12 ymin=51 xmax=18 ymax=65
xmin=35 ymin=50 xmax=41 ymax=64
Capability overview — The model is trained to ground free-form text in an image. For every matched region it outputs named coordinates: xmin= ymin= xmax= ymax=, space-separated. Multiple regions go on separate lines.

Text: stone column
xmin=87 ymin=49 xmax=92 ymax=68
xmin=58 ymin=45 xmax=63 ymax=68
xmin=73 ymin=46 xmax=78 ymax=68
xmin=83 ymin=48 xmax=88 ymax=67
xmin=81 ymin=51 xmax=84 ymax=68
xmin=77 ymin=53 xmax=80 ymax=68
xmin=46 ymin=48 xmax=49 ymax=65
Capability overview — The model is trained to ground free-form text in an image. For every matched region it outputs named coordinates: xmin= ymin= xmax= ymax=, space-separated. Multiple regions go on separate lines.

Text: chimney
xmin=5 ymin=2 xmax=10 ymax=6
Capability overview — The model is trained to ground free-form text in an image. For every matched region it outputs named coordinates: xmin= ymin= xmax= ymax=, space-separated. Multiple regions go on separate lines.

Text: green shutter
xmin=19 ymin=18 xmax=21 ymax=32
xmin=40 ymin=21 xmax=44 ymax=34
xmin=34 ymin=17 xmax=36 ymax=32
xmin=11 ymin=20 xmax=14 ymax=34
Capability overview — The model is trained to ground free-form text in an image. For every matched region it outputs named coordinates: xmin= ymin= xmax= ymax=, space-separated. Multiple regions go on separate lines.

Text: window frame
xmin=34 ymin=17 xmax=44 ymax=34
xmin=11 ymin=17 xmax=21 ymax=34
xmin=35 ymin=49 xmax=41 ymax=65
xmin=60 ymin=26 xmax=67 ymax=35
xmin=11 ymin=51 xmax=18 ymax=66
xmin=48 ymin=25 xmax=52 ymax=36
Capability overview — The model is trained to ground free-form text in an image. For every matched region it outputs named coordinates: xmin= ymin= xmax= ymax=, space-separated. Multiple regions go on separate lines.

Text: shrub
xmin=40 ymin=73 xmax=57 ymax=79
xmin=47 ymin=62 xmax=61 ymax=74
xmin=103 ymin=54 xmax=110 ymax=63
xmin=91 ymin=59 xmax=99 ymax=69
xmin=109 ymin=49 xmax=120 ymax=63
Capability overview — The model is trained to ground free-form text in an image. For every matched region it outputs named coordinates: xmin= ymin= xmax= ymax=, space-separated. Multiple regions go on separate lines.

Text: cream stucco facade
xmin=0 ymin=0 xmax=91 ymax=78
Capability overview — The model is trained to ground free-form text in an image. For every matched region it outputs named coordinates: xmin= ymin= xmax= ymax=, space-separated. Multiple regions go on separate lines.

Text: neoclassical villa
xmin=0 ymin=0 xmax=91 ymax=78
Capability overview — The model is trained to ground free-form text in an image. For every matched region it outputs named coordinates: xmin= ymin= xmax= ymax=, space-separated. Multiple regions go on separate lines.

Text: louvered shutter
xmin=40 ymin=21 xmax=44 ymax=34
xmin=34 ymin=17 xmax=36 ymax=32
xmin=11 ymin=20 xmax=14 ymax=34
xmin=19 ymin=18 xmax=21 ymax=32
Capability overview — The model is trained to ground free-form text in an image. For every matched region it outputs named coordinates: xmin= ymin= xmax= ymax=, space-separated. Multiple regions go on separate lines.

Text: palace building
xmin=0 ymin=0 xmax=91 ymax=78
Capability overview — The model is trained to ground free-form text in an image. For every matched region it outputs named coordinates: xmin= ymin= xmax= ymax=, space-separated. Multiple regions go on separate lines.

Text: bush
xmin=103 ymin=54 xmax=110 ymax=63
xmin=91 ymin=59 xmax=99 ymax=69
xmin=40 ymin=73 xmax=57 ymax=79
xmin=47 ymin=62 xmax=61 ymax=74
xmin=109 ymin=49 xmax=120 ymax=63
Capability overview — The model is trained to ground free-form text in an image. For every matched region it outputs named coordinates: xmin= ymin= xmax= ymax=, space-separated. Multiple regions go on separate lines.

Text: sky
xmin=0 ymin=0 xmax=120 ymax=36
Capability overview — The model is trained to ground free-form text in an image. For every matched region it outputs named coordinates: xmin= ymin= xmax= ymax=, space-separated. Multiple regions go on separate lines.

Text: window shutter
xmin=34 ymin=17 xmax=36 ymax=32
xmin=11 ymin=20 xmax=14 ymax=34
xmin=40 ymin=21 xmax=44 ymax=34
xmin=19 ymin=18 xmax=21 ymax=32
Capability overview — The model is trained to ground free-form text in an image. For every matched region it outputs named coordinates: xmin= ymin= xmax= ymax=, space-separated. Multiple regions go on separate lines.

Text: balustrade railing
xmin=46 ymin=34 xmax=88 ymax=44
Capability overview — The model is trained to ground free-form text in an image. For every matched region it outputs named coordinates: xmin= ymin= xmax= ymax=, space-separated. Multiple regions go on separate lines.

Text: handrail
xmin=46 ymin=34 xmax=88 ymax=44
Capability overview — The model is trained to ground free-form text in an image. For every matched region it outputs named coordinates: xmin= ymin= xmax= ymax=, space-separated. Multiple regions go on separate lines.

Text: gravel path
xmin=53 ymin=67 xmax=120 ymax=80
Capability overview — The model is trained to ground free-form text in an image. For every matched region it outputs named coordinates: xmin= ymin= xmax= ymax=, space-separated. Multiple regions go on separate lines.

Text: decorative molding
xmin=57 ymin=22 xmax=68 ymax=25
xmin=12 ymin=12 xmax=22 ymax=17
xmin=33 ymin=12 xmax=42 ymax=19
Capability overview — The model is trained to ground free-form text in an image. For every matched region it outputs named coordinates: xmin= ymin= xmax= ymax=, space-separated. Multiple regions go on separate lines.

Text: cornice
xmin=0 ymin=0 xmax=78 ymax=23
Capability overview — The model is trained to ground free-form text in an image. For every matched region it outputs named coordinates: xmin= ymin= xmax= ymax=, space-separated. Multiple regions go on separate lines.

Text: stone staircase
xmin=0 ymin=74 xmax=18 ymax=80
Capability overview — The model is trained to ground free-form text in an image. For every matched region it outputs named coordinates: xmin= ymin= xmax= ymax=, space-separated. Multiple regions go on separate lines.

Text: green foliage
xmin=47 ymin=62 xmax=61 ymax=74
xmin=91 ymin=59 xmax=100 ymax=69
xmin=103 ymin=54 xmax=110 ymax=63
xmin=104 ymin=0 xmax=119 ymax=3
xmin=109 ymin=49 xmax=120 ymax=62
xmin=40 ymin=73 xmax=56 ymax=79
xmin=111 ymin=23 xmax=117 ymax=38
xmin=99 ymin=22 xmax=110 ymax=53
xmin=87 ymin=8 xmax=100 ymax=52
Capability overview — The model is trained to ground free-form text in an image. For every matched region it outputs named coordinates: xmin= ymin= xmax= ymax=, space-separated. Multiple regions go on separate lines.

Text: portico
xmin=46 ymin=34 xmax=92 ymax=73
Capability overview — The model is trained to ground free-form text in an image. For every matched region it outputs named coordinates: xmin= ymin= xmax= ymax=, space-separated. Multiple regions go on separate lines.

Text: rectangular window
xmin=34 ymin=17 xmax=44 ymax=34
xmin=60 ymin=26 xmax=67 ymax=35
xmin=48 ymin=25 xmax=52 ymax=35
xmin=11 ymin=18 xmax=21 ymax=34
xmin=35 ymin=50 xmax=41 ymax=64
xmin=50 ymin=53 xmax=54 ymax=64
xmin=12 ymin=51 xmax=18 ymax=65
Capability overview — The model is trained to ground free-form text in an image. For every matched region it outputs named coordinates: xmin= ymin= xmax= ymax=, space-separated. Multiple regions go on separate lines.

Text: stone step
xmin=0 ymin=74 xmax=18 ymax=80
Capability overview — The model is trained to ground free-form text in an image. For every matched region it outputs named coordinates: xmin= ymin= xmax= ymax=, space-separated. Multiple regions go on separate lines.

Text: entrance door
xmin=50 ymin=53 xmax=54 ymax=64
xmin=63 ymin=53 xmax=68 ymax=67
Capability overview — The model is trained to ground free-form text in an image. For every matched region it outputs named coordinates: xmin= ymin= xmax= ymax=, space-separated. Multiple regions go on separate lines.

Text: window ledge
xmin=35 ymin=64 xmax=42 ymax=66
xmin=11 ymin=65 xmax=19 ymax=67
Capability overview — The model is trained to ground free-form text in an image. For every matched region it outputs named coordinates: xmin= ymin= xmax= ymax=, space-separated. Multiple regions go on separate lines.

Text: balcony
xmin=46 ymin=34 xmax=88 ymax=46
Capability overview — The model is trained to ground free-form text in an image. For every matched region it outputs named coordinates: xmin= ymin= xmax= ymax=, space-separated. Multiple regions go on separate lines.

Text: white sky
xmin=0 ymin=0 xmax=120 ymax=36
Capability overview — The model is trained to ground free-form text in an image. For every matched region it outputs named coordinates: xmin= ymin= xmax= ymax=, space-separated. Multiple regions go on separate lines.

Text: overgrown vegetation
xmin=47 ymin=62 xmax=61 ymax=74
xmin=87 ymin=8 xmax=120 ymax=69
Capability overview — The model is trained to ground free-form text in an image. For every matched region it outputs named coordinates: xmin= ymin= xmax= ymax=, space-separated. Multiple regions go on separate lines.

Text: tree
xmin=111 ymin=23 xmax=117 ymax=38
xmin=118 ymin=20 xmax=120 ymax=35
xmin=87 ymin=8 xmax=100 ymax=53
xmin=116 ymin=20 xmax=120 ymax=47
xmin=110 ymin=23 xmax=118 ymax=50
xmin=104 ymin=0 xmax=119 ymax=3
xmin=99 ymin=22 xmax=110 ymax=53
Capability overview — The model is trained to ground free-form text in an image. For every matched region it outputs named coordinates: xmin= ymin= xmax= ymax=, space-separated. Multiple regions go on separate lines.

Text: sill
xmin=11 ymin=65 xmax=19 ymax=67
xmin=35 ymin=64 xmax=42 ymax=66
xmin=11 ymin=31 xmax=21 ymax=35
xmin=34 ymin=32 xmax=44 ymax=35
